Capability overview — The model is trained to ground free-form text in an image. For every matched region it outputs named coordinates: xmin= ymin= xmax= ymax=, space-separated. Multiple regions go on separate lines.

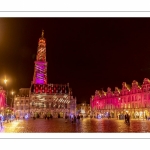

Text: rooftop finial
xmin=42 ymin=29 xmax=44 ymax=37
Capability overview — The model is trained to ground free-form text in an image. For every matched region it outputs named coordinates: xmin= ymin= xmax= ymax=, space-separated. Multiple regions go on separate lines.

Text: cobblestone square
xmin=1 ymin=118 xmax=150 ymax=133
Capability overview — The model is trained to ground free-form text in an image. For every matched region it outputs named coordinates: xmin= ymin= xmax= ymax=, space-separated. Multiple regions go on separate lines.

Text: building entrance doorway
xmin=60 ymin=112 xmax=64 ymax=118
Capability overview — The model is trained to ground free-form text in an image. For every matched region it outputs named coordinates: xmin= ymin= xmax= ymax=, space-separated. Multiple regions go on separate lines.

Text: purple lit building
xmin=14 ymin=31 xmax=76 ymax=118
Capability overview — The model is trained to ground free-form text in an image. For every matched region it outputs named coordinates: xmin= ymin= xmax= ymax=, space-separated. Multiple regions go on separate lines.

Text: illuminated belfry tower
xmin=14 ymin=30 xmax=76 ymax=118
xmin=33 ymin=30 xmax=47 ymax=84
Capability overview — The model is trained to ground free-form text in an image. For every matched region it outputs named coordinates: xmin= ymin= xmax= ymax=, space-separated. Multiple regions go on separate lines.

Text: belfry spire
xmin=33 ymin=30 xmax=47 ymax=84
xmin=41 ymin=29 xmax=44 ymax=38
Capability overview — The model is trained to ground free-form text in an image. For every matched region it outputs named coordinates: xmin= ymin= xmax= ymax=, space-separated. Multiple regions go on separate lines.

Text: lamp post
xmin=11 ymin=91 xmax=14 ymax=109
xmin=4 ymin=78 xmax=8 ymax=106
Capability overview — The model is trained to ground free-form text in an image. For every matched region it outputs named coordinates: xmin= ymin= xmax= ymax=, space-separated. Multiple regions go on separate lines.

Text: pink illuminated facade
xmin=90 ymin=78 xmax=150 ymax=119
xmin=0 ymin=86 xmax=6 ymax=110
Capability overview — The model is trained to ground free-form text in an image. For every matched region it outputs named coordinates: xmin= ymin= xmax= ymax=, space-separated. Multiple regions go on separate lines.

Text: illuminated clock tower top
xmin=36 ymin=30 xmax=46 ymax=61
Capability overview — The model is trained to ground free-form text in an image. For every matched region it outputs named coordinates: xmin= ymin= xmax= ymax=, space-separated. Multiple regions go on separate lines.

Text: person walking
xmin=124 ymin=114 xmax=127 ymax=123
xmin=126 ymin=113 xmax=130 ymax=125
xmin=77 ymin=114 xmax=80 ymax=123
xmin=74 ymin=115 xmax=76 ymax=123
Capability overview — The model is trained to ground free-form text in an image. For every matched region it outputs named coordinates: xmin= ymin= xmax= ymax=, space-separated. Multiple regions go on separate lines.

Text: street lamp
xmin=4 ymin=79 xmax=8 ymax=85
xmin=4 ymin=78 xmax=8 ymax=105
xmin=11 ymin=91 xmax=14 ymax=109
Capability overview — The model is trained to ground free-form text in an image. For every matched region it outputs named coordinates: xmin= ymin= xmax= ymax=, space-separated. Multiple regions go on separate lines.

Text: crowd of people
xmin=0 ymin=113 xmax=16 ymax=130
xmin=64 ymin=114 xmax=84 ymax=123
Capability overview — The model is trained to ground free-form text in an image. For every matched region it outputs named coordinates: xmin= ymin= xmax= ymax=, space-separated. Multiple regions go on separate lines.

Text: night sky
xmin=1 ymin=18 xmax=150 ymax=104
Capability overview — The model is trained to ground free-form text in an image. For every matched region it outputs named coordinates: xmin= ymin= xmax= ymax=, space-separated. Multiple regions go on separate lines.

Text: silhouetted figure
xmin=126 ymin=114 xmax=130 ymax=125
xmin=71 ymin=117 xmax=74 ymax=123
xmin=74 ymin=115 xmax=76 ymax=123
xmin=125 ymin=114 xmax=127 ymax=123
xmin=58 ymin=113 xmax=60 ymax=118
xmin=77 ymin=115 xmax=80 ymax=120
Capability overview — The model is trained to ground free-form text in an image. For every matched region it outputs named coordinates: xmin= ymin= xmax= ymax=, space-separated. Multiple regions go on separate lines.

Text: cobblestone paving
xmin=1 ymin=118 xmax=150 ymax=133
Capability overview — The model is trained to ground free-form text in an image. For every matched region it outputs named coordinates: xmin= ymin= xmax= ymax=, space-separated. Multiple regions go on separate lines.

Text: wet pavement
xmin=1 ymin=118 xmax=150 ymax=133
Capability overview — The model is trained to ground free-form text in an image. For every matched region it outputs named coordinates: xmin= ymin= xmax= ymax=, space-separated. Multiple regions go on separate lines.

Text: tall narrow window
xmin=128 ymin=104 xmax=130 ymax=108
xmin=135 ymin=96 xmax=137 ymax=101
xmin=128 ymin=97 xmax=130 ymax=102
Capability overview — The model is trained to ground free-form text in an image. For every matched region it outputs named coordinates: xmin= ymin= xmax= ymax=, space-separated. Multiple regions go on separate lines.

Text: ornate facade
xmin=90 ymin=78 xmax=150 ymax=119
xmin=13 ymin=88 xmax=30 ymax=118
xmin=0 ymin=86 xmax=6 ymax=111
xmin=13 ymin=31 xmax=76 ymax=118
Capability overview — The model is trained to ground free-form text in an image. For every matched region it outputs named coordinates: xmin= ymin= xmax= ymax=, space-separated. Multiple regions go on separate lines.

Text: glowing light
xmin=25 ymin=114 xmax=29 ymax=119
xmin=11 ymin=91 xmax=14 ymax=95
xmin=97 ymin=114 xmax=101 ymax=119
xmin=4 ymin=79 xmax=7 ymax=84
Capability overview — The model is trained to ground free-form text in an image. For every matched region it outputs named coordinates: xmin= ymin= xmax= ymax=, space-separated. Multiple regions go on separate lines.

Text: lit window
xmin=128 ymin=104 xmax=130 ymax=108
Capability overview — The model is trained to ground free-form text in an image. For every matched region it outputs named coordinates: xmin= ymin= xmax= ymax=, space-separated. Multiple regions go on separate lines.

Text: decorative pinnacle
xmin=41 ymin=29 xmax=44 ymax=37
